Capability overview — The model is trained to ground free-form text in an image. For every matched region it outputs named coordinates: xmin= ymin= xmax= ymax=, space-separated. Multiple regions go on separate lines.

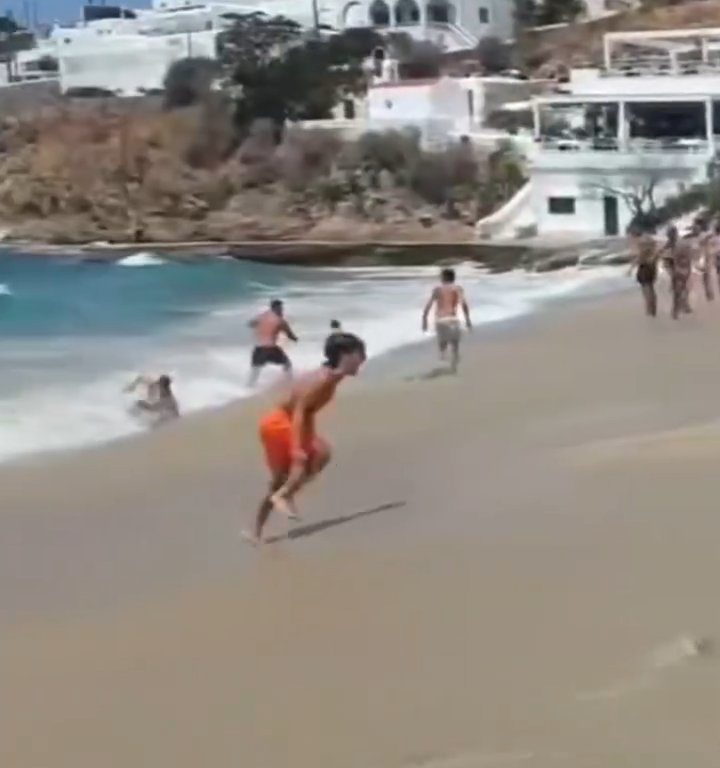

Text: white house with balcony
xmin=479 ymin=27 xmax=720 ymax=240
xmin=229 ymin=0 xmax=512 ymax=50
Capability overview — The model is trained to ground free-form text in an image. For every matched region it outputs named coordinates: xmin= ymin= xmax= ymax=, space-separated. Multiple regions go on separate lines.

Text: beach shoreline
xmin=4 ymin=235 xmax=628 ymax=270
xmin=4 ymin=287 xmax=720 ymax=767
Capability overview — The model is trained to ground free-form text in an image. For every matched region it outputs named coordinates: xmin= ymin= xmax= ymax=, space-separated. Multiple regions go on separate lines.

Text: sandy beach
xmin=3 ymin=288 xmax=720 ymax=767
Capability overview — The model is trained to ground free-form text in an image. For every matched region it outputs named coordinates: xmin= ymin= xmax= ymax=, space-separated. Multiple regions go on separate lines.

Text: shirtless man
xmin=125 ymin=374 xmax=180 ymax=426
xmin=628 ymin=224 xmax=659 ymax=317
xmin=243 ymin=332 xmax=366 ymax=545
xmin=324 ymin=319 xmax=343 ymax=360
xmin=421 ymin=267 xmax=472 ymax=374
xmin=712 ymin=220 xmax=720 ymax=285
xmin=668 ymin=227 xmax=696 ymax=319
xmin=248 ymin=299 xmax=298 ymax=387
xmin=692 ymin=218 xmax=714 ymax=302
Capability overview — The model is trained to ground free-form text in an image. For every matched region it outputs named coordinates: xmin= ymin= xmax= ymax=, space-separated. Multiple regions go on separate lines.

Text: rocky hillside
xmin=0 ymin=102 xmax=521 ymax=246
xmin=523 ymin=0 xmax=720 ymax=72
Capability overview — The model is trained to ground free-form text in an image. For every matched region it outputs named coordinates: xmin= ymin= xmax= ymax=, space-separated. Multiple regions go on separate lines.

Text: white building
xmin=48 ymin=3 xmax=253 ymax=95
xmin=480 ymin=27 xmax=720 ymax=240
xmin=301 ymin=68 xmax=540 ymax=152
xmin=46 ymin=0 xmax=513 ymax=97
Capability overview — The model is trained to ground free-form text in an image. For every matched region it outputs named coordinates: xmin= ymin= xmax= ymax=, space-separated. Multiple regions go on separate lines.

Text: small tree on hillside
xmin=535 ymin=0 xmax=585 ymax=25
xmin=477 ymin=36 xmax=512 ymax=73
xmin=163 ymin=57 xmax=220 ymax=109
xmin=217 ymin=14 xmax=381 ymax=137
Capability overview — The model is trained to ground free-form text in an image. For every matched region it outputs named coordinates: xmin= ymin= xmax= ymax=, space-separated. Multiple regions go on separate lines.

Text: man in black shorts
xmin=248 ymin=299 xmax=298 ymax=386
xmin=629 ymin=224 xmax=659 ymax=317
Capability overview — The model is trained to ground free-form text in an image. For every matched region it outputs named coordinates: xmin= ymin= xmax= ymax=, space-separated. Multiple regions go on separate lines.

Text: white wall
xmin=368 ymin=77 xmax=468 ymax=122
xmin=569 ymin=70 xmax=720 ymax=98
xmin=532 ymin=164 xmax=703 ymax=237
xmin=58 ymin=30 xmax=218 ymax=96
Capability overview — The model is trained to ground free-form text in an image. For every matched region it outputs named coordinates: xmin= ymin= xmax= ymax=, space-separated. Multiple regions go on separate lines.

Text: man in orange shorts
xmin=243 ymin=332 xmax=367 ymax=545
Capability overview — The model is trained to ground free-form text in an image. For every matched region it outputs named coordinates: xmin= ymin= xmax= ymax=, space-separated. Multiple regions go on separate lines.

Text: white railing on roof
xmin=539 ymin=137 xmax=711 ymax=153
xmin=602 ymin=58 xmax=720 ymax=78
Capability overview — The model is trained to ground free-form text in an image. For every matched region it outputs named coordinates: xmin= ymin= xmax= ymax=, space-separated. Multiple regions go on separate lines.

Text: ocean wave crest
xmin=117 ymin=252 xmax=167 ymax=267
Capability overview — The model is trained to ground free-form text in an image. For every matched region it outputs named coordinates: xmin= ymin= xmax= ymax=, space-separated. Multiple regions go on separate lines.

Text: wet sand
xmin=3 ymin=288 xmax=720 ymax=767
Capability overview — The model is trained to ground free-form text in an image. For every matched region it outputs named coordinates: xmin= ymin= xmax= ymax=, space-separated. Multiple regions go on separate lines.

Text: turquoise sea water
xmin=0 ymin=249 xmax=626 ymax=461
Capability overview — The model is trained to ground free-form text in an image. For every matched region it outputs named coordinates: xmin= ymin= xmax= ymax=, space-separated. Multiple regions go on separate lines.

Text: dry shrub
xmin=524 ymin=0 xmax=720 ymax=71
xmin=235 ymin=119 xmax=278 ymax=188
xmin=276 ymin=128 xmax=342 ymax=191
xmin=355 ymin=129 xmax=421 ymax=183
xmin=183 ymin=97 xmax=237 ymax=169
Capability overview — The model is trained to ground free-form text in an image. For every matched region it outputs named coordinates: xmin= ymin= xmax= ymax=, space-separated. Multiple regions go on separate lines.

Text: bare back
xmin=254 ymin=311 xmax=285 ymax=347
xmin=633 ymin=234 xmax=658 ymax=266
xmin=674 ymin=238 xmax=695 ymax=275
xmin=277 ymin=368 xmax=339 ymax=427
xmin=433 ymin=284 xmax=463 ymax=320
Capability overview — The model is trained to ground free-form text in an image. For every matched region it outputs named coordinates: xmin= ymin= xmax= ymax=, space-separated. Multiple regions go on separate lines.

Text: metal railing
xmin=602 ymin=58 xmax=720 ymax=78
xmin=538 ymin=137 xmax=711 ymax=153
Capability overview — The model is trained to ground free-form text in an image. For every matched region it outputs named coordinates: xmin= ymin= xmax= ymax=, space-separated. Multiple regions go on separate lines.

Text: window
xmin=548 ymin=197 xmax=576 ymax=215
xmin=478 ymin=6 xmax=489 ymax=23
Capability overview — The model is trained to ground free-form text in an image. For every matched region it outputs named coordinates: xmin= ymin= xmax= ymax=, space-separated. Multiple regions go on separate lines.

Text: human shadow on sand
xmin=266 ymin=501 xmax=406 ymax=544
xmin=405 ymin=366 xmax=456 ymax=382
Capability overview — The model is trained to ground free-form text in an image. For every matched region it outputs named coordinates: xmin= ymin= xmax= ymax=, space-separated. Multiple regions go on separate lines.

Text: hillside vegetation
xmin=0 ymin=105 xmax=523 ymax=245
xmin=523 ymin=0 xmax=720 ymax=72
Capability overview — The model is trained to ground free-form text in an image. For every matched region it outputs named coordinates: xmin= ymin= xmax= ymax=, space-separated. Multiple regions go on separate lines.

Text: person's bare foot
xmin=270 ymin=492 xmax=300 ymax=521
xmin=240 ymin=529 xmax=262 ymax=547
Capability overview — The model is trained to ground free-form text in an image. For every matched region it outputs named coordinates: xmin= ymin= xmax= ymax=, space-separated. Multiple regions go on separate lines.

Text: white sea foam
xmin=0 ymin=282 xmax=11 ymax=296
xmin=117 ymin=251 xmax=167 ymax=267
xmin=0 ymin=263 xmax=626 ymax=462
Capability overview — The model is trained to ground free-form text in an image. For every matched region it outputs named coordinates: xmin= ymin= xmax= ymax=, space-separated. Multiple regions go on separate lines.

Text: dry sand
xmin=3 ymin=289 xmax=720 ymax=767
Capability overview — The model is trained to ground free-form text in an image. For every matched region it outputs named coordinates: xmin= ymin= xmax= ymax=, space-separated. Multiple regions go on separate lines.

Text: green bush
xmin=163 ymin=57 xmax=220 ymax=110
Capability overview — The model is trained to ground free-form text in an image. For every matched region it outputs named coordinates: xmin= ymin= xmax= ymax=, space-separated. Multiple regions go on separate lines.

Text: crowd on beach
xmin=630 ymin=217 xmax=720 ymax=319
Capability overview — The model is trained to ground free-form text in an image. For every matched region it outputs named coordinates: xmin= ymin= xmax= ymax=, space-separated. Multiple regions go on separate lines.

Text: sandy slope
xmin=3 ymin=287 xmax=720 ymax=767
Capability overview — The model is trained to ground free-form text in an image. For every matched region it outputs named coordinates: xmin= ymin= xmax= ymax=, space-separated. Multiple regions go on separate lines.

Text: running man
xmin=628 ymin=224 xmax=660 ymax=317
xmin=671 ymin=227 xmax=696 ymax=319
xmin=324 ymin=319 xmax=343 ymax=359
xmin=125 ymin=374 xmax=180 ymax=426
xmin=421 ymin=267 xmax=472 ymax=374
xmin=712 ymin=220 xmax=720 ymax=285
xmin=243 ymin=332 xmax=366 ymax=545
xmin=248 ymin=299 xmax=298 ymax=387
xmin=694 ymin=218 xmax=714 ymax=302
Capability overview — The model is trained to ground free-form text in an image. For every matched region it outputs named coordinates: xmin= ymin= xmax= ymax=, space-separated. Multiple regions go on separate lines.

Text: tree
xmin=514 ymin=0 xmax=538 ymax=31
xmin=535 ymin=0 xmax=585 ymax=25
xmin=217 ymin=15 xmax=381 ymax=136
xmin=476 ymin=36 xmax=512 ymax=73
xmin=163 ymin=57 xmax=220 ymax=109
xmin=0 ymin=15 xmax=34 ymax=81
xmin=384 ymin=32 xmax=442 ymax=79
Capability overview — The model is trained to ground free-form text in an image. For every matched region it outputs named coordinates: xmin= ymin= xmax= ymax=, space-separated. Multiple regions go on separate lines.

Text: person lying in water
xmin=124 ymin=374 xmax=180 ymax=426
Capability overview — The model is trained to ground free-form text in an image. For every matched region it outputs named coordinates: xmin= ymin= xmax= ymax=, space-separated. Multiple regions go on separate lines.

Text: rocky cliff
xmin=0 ymin=104 xmax=491 ymax=246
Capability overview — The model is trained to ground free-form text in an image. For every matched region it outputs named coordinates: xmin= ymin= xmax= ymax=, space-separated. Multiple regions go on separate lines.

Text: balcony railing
xmin=538 ymin=137 xmax=711 ymax=153
xmin=602 ymin=57 xmax=720 ymax=78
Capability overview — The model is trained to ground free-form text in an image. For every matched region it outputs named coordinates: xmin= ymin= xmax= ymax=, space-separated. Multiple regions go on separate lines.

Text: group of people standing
xmin=631 ymin=218 xmax=720 ymax=319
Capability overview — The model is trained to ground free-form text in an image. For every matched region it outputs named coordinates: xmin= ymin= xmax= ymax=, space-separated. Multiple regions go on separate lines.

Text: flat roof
xmin=370 ymin=78 xmax=439 ymax=90
xmin=534 ymin=92 xmax=716 ymax=105
xmin=605 ymin=27 xmax=720 ymax=42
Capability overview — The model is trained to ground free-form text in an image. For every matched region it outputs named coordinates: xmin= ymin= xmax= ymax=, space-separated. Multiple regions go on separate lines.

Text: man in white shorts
xmin=421 ymin=267 xmax=472 ymax=373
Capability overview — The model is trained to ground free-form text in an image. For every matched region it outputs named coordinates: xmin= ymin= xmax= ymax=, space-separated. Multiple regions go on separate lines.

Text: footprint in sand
xmin=577 ymin=634 xmax=713 ymax=702
xmin=402 ymin=751 xmax=535 ymax=767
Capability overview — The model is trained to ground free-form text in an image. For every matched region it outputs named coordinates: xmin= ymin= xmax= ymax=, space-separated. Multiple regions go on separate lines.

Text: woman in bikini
xmin=244 ymin=332 xmax=366 ymax=545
